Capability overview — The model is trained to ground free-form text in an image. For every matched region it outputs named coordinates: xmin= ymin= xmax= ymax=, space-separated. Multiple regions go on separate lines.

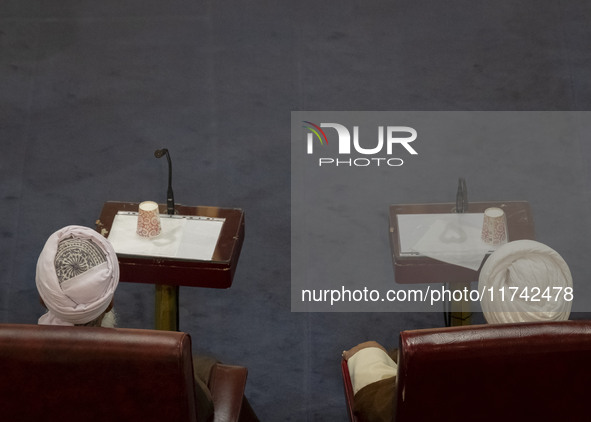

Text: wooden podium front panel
xmin=389 ymin=201 xmax=535 ymax=285
xmin=96 ymin=201 xmax=244 ymax=288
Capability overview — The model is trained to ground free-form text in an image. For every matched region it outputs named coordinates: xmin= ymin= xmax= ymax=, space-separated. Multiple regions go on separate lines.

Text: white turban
xmin=478 ymin=239 xmax=572 ymax=324
xmin=36 ymin=225 xmax=119 ymax=326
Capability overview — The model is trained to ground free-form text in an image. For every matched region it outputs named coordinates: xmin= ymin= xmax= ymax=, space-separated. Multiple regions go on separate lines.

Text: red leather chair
xmin=0 ymin=324 xmax=250 ymax=422
xmin=342 ymin=320 xmax=591 ymax=422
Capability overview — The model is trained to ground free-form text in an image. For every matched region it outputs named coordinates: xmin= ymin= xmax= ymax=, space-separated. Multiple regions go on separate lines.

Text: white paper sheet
xmin=397 ymin=213 xmax=501 ymax=270
xmin=107 ymin=212 xmax=225 ymax=261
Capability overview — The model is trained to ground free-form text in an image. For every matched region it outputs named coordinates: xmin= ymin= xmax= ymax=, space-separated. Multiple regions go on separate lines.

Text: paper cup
xmin=137 ymin=201 xmax=161 ymax=238
xmin=481 ymin=207 xmax=507 ymax=246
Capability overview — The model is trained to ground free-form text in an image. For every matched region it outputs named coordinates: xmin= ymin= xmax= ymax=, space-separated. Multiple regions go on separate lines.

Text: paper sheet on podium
xmin=107 ymin=212 xmax=225 ymax=261
xmin=397 ymin=213 xmax=497 ymax=270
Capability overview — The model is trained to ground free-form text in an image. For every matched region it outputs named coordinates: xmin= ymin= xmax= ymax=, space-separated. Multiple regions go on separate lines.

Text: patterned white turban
xmin=478 ymin=239 xmax=572 ymax=324
xmin=36 ymin=225 xmax=119 ymax=326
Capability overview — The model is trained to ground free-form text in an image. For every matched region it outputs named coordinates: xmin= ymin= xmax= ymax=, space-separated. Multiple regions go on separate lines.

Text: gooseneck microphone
xmin=154 ymin=148 xmax=175 ymax=215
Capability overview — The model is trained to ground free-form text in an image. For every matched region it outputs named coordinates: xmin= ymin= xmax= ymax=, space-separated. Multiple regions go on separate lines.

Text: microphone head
xmin=154 ymin=148 xmax=168 ymax=158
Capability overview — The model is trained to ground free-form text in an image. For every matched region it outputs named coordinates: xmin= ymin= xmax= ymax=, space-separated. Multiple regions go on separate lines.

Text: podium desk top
xmin=389 ymin=201 xmax=535 ymax=285
xmin=96 ymin=201 xmax=244 ymax=289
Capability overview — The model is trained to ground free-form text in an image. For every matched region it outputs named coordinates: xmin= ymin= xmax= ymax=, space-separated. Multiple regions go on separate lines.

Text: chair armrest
xmin=341 ymin=358 xmax=359 ymax=422
xmin=208 ymin=363 xmax=248 ymax=422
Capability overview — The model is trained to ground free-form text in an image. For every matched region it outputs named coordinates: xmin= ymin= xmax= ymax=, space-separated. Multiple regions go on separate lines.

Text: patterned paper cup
xmin=137 ymin=201 xmax=161 ymax=238
xmin=481 ymin=207 xmax=507 ymax=246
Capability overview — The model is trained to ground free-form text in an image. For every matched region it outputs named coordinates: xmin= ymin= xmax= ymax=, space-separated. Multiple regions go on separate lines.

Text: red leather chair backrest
xmin=396 ymin=320 xmax=591 ymax=422
xmin=0 ymin=324 xmax=199 ymax=422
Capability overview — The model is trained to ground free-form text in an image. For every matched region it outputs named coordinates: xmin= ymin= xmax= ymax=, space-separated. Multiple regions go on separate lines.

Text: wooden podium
xmin=96 ymin=201 xmax=245 ymax=331
xmin=389 ymin=201 xmax=535 ymax=326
